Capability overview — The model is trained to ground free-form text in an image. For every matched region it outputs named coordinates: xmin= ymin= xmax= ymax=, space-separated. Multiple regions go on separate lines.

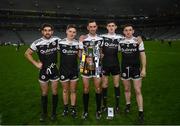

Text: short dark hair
xmin=87 ymin=19 xmax=97 ymax=25
xmin=106 ymin=20 xmax=117 ymax=25
xmin=123 ymin=24 xmax=134 ymax=30
xmin=66 ymin=24 xmax=77 ymax=30
xmin=41 ymin=23 xmax=54 ymax=31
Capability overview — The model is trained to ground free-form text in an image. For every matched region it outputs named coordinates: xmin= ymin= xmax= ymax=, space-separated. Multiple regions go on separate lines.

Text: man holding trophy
xmin=79 ymin=19 xmax=103 ymax=120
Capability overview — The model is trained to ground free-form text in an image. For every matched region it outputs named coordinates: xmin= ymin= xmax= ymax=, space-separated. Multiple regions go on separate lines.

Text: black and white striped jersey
xmin=119 ymin=37 xmax=145 ymax=67
xmin=101 ymin=33 xmax=124 ymax=67
xmin=30 ymin=36 xmax=60 ymax=68
xmin=58 ymin=38 xmax=80 ymax=72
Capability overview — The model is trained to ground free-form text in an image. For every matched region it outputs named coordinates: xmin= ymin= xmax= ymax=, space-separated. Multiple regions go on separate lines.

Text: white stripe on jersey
xmin=30 ymin=36 xmax=61 ymax=51
xmin=119 ymin=36 xmax=145 ymax=51
xmin=100 ymin=33 xmax=124 ymax=40
xmin=84 ymin=34 xmax=103 ymax=41
xmin=59 ymin=38 xmax=79 ymax=46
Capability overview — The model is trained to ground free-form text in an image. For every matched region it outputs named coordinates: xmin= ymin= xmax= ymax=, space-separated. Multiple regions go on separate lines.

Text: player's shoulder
xmin=51 ymin=36 xmax=61 ymax=41
xmin=32 ymin=38 xmax=44 ymax=45
xmin=100 ymin=33 xmax=124 ymax=39
xmin=59 ymin=38 xmax=67 ymax=45
xmin=95 ymin=35 xmax=103 ymax=41
xmin=115 ymin=34 xmax=124 ymax=39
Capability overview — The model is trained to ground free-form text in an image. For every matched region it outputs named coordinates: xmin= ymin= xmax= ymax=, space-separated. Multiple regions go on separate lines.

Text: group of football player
xmin=25 ymin=19 xmax=146 ymax=123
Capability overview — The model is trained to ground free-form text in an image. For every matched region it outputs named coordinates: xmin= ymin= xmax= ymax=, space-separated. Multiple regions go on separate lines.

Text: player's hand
xmin=35 ymin=61 xmax=43 ymax=69
xmin=137 ymin=36 xmax=143 ymax=44
xmin=140 ymin=68 xmax=146 ymax=78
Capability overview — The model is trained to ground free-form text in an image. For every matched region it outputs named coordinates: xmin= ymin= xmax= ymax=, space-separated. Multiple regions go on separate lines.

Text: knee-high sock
xmin=41 ymin=95 xmax=48 ymax=114
xmin=114 ymin=86 xmax=120 ymax=108
xmin=83 ymin=93 xmax=89 ymax=112
xmin=102 ymin=87 xmax=108 ymax=107
xmin=96 ymin=93 xmax=102 ymax=112
xmin=52 ymin=95 xmax=58 ymax=115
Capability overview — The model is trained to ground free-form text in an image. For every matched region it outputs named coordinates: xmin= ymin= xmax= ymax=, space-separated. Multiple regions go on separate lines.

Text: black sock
xmin=71 ymin=105 xmax=76 ymax=111
xmin=114 ymin=86 xmax=120 ymax=108
xmin=83 ymin=93 xmax=89 ymax=112
xmin=126 ymin=103 xmax=131 ymax=109
xmin=139 ymin=111 xmax=144 ymax=117
xmin=52 ymin=94 xmax=58 ymax=115
xmin=64 ymin=104 xmax=68 ymax=111
xmin=41 ymin=95 xmax=48 ymax=115
xmin=96 ymin=93 xmax=102 ymax=112
xmin=102 ymin=87 xmax=108 ymax=107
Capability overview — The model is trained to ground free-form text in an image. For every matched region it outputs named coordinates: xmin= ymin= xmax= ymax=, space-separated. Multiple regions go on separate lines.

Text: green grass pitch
xmin=0 ymin=41 xmax=180 ymax=125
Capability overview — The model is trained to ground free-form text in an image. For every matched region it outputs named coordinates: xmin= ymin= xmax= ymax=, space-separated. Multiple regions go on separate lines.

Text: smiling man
xmin=24 ymin=23 xmax=60 ymax=122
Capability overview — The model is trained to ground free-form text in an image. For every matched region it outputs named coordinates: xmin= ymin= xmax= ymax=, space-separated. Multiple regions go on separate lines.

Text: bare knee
xmin=124 ymin=87 xmax=130 ymax=93
xmin=63 ymin=89 xmax=69 ymax=94
xmin=70 ymin=89 xmax=76 ymax=94
xmin=95 ymin=87 xmax=101 ymax=93
xmin=102 ymin=82 xmax=108 ymax=88
xmin=83 ymin=87 xmax=89 ymax=94
xmin=135 ymin=89 xmax=142 ymax=96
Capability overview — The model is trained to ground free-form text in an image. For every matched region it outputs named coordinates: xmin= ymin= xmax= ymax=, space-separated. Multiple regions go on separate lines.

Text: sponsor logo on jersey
xmin=62 ymin=49 xmax=78 ymax=54
xmin=121 ymin=48 xmax=137 ymax=52
xmin=104 ymin=42 xmax=118 ymax=48
xmin=40 ymin=47 xmax=57 ymax=54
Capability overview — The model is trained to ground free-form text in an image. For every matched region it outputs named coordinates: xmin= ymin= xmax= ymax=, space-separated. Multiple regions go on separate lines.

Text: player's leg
xmin=112 ymin=74 xmax=120 ymax=113
xmin=49 ymin=66 xmax=59 ymax=120
xmin=82 ymin=76 xmax=90 ymax=119
xmin=69 ymin=79 xmax=78 ymax=118
xmin=39 ymin=69 xmax=49 ymax=122
xmin=122 ymin=79 xmax=131 ymax=114
xmin=50 ymin=80 xmax=59 ymax=120
xmin=111 ymin=66 xmax=121 ymax=113
xmin=93 ymin=77 xmax=102 ymax=119
xmin=133 ymin=79 xmax=144 ymax=123
xmin=101 ymin=75 xmax=109 ymax=112
xmin=61 ymin=81 xmax=70 ymax=116
xmin=39 ymin=81 xmax=49 ymax=122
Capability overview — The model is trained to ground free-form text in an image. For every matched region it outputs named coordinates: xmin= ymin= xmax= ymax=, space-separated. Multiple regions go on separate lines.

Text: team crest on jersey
xmin=75 ymin=45 xmax=79 ymax=49
xmin=61 ymin=75 xmax=65 ymax=79
xmin=98 ymin=41 xmax=101 ymax=45
xmin=122 ymin=73 xmax=126 ymax=77
xmin=133 ymin=43 xmax=137 ymax=47
xmin=52 ymin=41 xmax=56 ymax=46
xmin=41 ymin=75 xmax=46 ymax=79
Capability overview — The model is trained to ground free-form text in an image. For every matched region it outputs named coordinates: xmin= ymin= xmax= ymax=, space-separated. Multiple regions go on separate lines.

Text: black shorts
xmin=102 ymin=65 xmax=120 ymax=76
xmin=121 ymin=66 xmax=141 ymax=80
xmin=59 ymin=69 xmax=79 ymax=82
xmin=39 ymin=65 xmax=59 ymax=83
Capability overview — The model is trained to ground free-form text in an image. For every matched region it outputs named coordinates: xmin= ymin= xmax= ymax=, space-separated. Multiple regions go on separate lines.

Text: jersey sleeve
xmin=139 ymin=42 xmax=145 ymax=52
xmin=30 ymin=42 xmax=37 ymax=51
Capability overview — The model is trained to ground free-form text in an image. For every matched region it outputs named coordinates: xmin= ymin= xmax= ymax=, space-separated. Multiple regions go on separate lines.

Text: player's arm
xmin=140 ymin=51 xmax=146 ymax=77
xmin=24 ymin=48 xmax=42 ymax=69
xmin=137 ymin=36 xmax=143 ymax=44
